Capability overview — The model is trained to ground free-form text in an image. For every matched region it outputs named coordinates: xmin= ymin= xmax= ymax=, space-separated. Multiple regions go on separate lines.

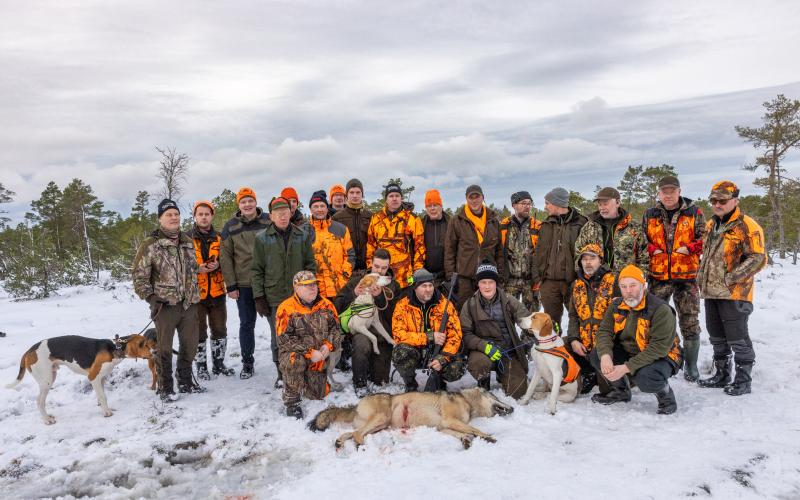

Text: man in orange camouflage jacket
xmin=276 ymin=270 xmax=342 ymax=419
xmin=697 ymin=181 xmax=766 ymax=396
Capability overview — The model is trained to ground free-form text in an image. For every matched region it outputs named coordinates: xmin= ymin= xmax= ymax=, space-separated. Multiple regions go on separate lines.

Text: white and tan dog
xmin=519 ymin=312 xmax=580 ymax=414
xmin=327 ymin=273 xmax=395 ymax=391
xmin=6 ymin=334 xmax=155 ymax=424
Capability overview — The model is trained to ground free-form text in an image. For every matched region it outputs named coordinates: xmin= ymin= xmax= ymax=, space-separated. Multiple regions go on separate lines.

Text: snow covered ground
xmin=1 ymin=264 xmax=799 ymax=500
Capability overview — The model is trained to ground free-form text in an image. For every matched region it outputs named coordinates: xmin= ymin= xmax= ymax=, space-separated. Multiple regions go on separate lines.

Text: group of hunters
xmin=132 ymin=175 xmax=766 ymax=418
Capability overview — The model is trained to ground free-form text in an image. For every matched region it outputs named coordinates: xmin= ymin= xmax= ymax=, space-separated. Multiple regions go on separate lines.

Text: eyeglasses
xmin=709 ymin=198 xmax=731 ymax=206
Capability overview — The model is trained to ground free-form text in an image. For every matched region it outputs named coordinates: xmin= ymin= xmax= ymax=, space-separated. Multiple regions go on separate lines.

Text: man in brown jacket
xmin=332 ymin=178 xmax=372 ymax=271
xmin=532 ymin=187 xmax=587 ymax=333
xmin=444 ymin=184 xmax=504 ymax=310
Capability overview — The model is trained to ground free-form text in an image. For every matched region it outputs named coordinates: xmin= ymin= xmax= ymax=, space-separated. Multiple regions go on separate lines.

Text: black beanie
xmin=475 ymin=259 xmax=499 ymax=282
xmin=384 ymin=183 xmax=403 ymax=199
xmin=309 ymin=190 xmax=328 ymax=208
xmin=158 ymin=198 xmax=180 ymax=218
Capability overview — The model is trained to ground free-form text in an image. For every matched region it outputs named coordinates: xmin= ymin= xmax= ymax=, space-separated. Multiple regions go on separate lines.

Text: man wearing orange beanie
xmin=589 ymin=264 xmax=681 ymax=414
xmin=280 ymin=187 xmax=306 ymax=228
xmin=220 ymin=187 xmax=270 ymax=379
xmin=421 ymin=189 xmax=450 ymax=286
xmin=329 ymin=184 xmax=346 ymax=216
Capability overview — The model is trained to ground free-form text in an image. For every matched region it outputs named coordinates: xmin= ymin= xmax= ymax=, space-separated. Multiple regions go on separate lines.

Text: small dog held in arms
xmin=519 ymin=312 xmax=580 ymax=414
xmin=308 ymin=387 xmax=514 ymax=450
xmin=327 ymin=273 xmax=395 ymax=391
xmin=6 ymin=334 xmax=156 ymax=424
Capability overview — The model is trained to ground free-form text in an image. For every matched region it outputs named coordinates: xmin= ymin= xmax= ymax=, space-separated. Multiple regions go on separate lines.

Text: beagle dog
xmin=519 ymin=312 xmax=580 ymax=414
xmin=6 ymin=334 xmax=156 ymax=424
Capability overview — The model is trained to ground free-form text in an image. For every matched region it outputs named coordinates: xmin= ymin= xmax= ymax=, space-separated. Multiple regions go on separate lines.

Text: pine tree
xmin=736 ymin=94 xmax=800 ymax=258
xmin=212 ymin=188 xmax=238 ymax=230
xmin=0 ymin=183 xmax=14 ymax=229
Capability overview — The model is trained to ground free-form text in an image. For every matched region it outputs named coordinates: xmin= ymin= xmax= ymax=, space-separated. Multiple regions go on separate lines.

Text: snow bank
xmin=1 ymin=265 xmax=799 ymax=499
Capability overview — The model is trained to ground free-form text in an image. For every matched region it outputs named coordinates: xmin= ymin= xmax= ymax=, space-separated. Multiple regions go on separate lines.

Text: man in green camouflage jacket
xmin=133 ymin=199 xmax=203 ymax=401
xmin=575 ymin=187 xmax=649 ymax=279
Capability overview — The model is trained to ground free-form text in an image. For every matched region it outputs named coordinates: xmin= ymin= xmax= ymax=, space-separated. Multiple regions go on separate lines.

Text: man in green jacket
xmin=219 ymin=187 xmax=271 ymax=379
xmin=251 ymin=196 xmax=317 ymax=388
xmin=590 ymin=265 xmax=682 ymax=414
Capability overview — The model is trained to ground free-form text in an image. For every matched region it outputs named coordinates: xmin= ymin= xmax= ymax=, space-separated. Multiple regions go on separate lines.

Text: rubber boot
xmin=698 ymin=356 xmax=732 ymax=388
xmin=210 ymin=339 xmax=235 ymax=376
xmin=196 ymin=362 xmax=211 ymax=381
xmin=591 ymin=376 xmax=631 ymax=405
xmin=404 ymin=378 xmax=419 ymax=393
xmin=682 ymin=338 xmax=700 ymax=382
xmin=724 ymin=363 xmax=753 ymax=396
xmin=655 ymin=384 xmax=677 ymax=414
xmin=478 ymin=376 xmax=491 ymax=391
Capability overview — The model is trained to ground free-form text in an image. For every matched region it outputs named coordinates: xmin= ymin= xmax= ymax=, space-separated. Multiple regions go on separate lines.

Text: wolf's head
xmin=461 ymin=387 xmax=514 ymax=418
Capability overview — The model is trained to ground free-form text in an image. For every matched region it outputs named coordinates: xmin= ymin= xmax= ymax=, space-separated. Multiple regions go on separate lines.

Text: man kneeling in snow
xmin=590 ymin=265 xmax=682 ymax=414
xmin=276 ymin=270 xmax=343 ymax=419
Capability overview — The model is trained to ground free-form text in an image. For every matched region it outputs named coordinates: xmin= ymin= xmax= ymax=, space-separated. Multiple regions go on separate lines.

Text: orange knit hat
xmin=236 ymin=187 xmax=256 ymax=204
xmin=193 ymin=200 xmax=215 ymax=215
xmin=329 ymin=184 xmax=346 ymax=200
xmin=619 ymin=264 xmax=646 ymax=285
xmin=425 ymin=189 xmax=443 ymax=207
xmin=280 ymin=187 xmax=299 ymax=201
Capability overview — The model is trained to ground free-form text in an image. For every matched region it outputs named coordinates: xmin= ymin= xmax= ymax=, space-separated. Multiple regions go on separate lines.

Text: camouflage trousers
xmin=504 ymin=278 xmax=540 ymax=313
xmin=649 ymin=280 xmax=701 ymax=341
xmin=392 ymin=343 xmax=467 ymax=384
xmin=279 ymin=354 xmax=329 ymax=407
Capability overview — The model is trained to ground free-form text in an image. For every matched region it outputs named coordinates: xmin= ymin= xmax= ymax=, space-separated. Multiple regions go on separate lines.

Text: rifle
xmin=423 ymin=273 xmax=458 ymax=392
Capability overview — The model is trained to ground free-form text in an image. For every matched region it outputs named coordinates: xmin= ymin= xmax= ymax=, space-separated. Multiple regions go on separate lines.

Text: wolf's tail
xmin=307 ymin=405 xmax=357 ymax=432
xmin=5 ymin=349 xmax=33 ymax=389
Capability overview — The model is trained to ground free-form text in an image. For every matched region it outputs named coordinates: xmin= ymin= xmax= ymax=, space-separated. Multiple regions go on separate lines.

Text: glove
xmin=484 ymin=342 xmax=502 ymax=362
xmin=254 ymin=296 xmax=270 ymax=318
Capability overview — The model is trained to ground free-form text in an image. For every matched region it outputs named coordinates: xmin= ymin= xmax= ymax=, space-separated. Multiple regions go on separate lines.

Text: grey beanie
xmin=545 ymin=187 xmax=570 ymax=208
xmin=411 ymin=268 xmax=436 ymax=288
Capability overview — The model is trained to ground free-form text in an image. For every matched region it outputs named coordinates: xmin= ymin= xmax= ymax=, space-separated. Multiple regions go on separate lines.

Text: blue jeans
xmin=236 ymin=287 xmax=257 ymax=365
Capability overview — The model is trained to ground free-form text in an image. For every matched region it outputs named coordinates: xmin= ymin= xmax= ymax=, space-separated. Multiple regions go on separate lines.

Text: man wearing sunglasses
xmin=697 ymin=181 xmax=766 ymax=396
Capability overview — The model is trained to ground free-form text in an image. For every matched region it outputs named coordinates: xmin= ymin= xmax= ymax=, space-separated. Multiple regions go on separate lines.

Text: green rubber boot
xmin=683 ymin=338 xmax=700 ymax=382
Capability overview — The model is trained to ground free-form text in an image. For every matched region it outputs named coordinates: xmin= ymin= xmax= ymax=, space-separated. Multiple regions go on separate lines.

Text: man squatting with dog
xmin=13 ymin=176 xmax=769 ymax=424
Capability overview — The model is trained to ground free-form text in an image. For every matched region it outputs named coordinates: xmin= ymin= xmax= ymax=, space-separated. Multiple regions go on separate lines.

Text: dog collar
xmin=536 ymin=334 xmax=559 ymax=345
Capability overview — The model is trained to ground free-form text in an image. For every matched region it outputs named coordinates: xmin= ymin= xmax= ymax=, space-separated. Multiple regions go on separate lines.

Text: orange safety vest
xmin=644 ymin=205 xmax=701 ymax=281
xmin=535 ymin=345 xmax=580 ymax=385
xmin=572 ymin=271 xmax=615 ymax=349
xmin=366 ymin=207 xmax=426 ymax=288
xmin=193 ymin=234 xmax=226 ymax=300
xmin=612 ymin=296 xmax=682 ymax=365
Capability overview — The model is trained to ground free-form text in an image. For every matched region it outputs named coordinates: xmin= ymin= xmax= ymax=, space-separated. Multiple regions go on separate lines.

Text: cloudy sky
xmin=1 ymin=0 xmax=799 ymax=221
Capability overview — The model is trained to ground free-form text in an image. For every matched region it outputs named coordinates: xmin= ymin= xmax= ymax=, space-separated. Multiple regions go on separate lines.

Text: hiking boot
xmin=682 ymin=338 xmax=700 ymax=382
xmin=698 ymin=356 xmax=732 ymax=388
xmin=158 ymin=389 xmax=179 ymax=403
xmin=354 ymin=385 xmax=371 ymax=398
xmin=178 ymin=376 xmax=207 ymax=394
xmin=286 ymin=405 xmax=304 ymax=419
xmin=477 ymin=377 xmax=490 ymax=391
xmin=404 ymin=379 xmax=419 ymax=393
xmin=274 ymin=369 xmax=283 ymax=389
xmin=210 ymin=339 xmax=235 ymax=376
xmin=591 ymin=377 xmax=631 ymax=405
xmin=655 ymin=384 xmax=677 ymax=415
xmin=239 ymin=363 xmax=254 ymax=380
xmin=196 ymin=362 xmax=211 ymax=381
xmin=579 ymin=372 xmax=597 ymax=395
xmin=724 ymin=363 xmax=753 ymax=396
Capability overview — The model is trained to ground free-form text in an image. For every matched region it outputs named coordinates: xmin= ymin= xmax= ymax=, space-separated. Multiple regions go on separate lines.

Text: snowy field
xmin=1 ymin=264 xmax=799 ymax=500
